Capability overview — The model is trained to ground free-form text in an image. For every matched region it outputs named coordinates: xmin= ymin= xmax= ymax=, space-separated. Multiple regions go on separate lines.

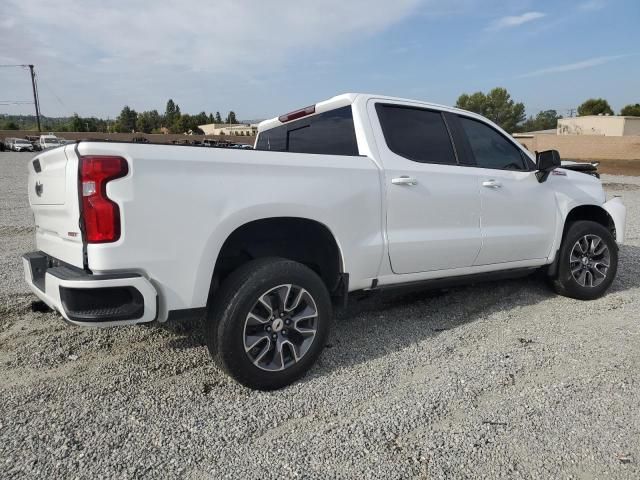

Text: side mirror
xmin=535 ymin=149 xmax=561 ymax=183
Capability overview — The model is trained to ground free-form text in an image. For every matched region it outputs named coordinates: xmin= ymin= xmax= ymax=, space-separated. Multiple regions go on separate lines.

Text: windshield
xmin=16 ymin=140 xmax=31 ymax=145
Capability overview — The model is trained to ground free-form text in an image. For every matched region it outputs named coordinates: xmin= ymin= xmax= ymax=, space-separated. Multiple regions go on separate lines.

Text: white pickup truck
xmin=23 ymin=93 xmax=626 ymax=390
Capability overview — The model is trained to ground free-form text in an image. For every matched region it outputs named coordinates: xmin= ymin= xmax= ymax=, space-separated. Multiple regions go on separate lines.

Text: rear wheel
xmin=551 ymin=220 xmax=618 ymax=300
xmin=206 ymin=257 xmax=332 ymax=390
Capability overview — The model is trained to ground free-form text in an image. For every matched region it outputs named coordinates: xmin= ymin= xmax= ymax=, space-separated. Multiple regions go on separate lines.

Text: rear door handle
xmin=392 ymin=176 xmax=418 ymax=186
xmin=482 ymin=179 xmax=502 ymax=189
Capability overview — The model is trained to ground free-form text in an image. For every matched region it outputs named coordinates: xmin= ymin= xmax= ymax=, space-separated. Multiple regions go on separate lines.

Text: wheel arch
xmin=562 ymin=204 xmax=616 ymax=241
xmin=208 ymin=216 xmax=346 ymax=305
xmin=548 ymin=203 xmax=616 ymax=277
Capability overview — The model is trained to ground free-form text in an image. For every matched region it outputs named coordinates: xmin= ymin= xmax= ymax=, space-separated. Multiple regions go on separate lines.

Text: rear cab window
xmin=375 ymin=104 xmax=457 ymax=165
xmin=255 ymin=106 xmax=359 ymax=156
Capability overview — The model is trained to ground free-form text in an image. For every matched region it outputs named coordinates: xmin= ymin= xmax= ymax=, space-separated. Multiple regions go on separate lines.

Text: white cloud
xmin=517 ymin=54 xmax=632 ymax=78
xmin=0 ymin=0 xmax=423 ymax=116
xmin=487 ymin=11 xmax=546 ymax=30
xmin=579 ymin=0 xmax=606 ymax=11
xmin=10 ymin=0 xmax=426 ymax=72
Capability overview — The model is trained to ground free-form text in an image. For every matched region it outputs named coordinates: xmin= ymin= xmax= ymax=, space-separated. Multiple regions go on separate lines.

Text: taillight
xmin=79 ymin=156 xmax=128 ymax=243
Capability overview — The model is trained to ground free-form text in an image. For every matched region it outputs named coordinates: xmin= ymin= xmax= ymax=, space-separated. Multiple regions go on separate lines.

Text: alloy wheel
xmin=569 ymin=234 xmax=611 ymax=288
xmin=243 ymin=284 xmax=318 ymax=371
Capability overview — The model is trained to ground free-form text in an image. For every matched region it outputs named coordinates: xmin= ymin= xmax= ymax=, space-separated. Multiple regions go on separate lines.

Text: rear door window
xmin=375 ymin=104 xmax=457 ymax=165
xmin=255 ymin=106 xmax=359 ymax=156
xmin=458 ymin=116 xmax=527 ymax=170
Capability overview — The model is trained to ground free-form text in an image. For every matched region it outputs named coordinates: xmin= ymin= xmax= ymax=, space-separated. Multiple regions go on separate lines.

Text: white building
xmin=198 ymin=123 xmax=258 ymax=136
xmin=557 ymin=116 xmax=640 ymax=136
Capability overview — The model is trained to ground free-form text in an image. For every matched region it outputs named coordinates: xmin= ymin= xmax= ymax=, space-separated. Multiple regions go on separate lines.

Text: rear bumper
xmin=22 ymin=251 xmax=157 ymax=327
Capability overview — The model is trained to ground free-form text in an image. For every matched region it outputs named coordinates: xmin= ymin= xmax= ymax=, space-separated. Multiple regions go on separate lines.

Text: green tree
xmin=577 ymin=98 xmax=614 ymax=116
xmin=518 ymin=110 xmax=562 ymax=132
xmin=215 ymin=111 xmax=222 ymax=123
xmin=137 ymin=110 xmax=161 ymax=133
xmin=173 ymin=114 xmax=203 ymax=134
xmin=165 ymin=99 xmax=178 ymax=126
xmin=89 ymin=117 xmax=108 ymax=132
xmin=69 ymin=113 xmax=86 ymax=132
xmin=207 ymin=113 xmax=214 ymax=123
xmin=115 ymin=105 xmax=138 ymax=133
xmin=194 ymin=111 xmax=209 ymax=127
xmin=3 ymin=121 xmax=19 ymax=130
xmin=455 ymin=92 xmax=487 ymax=115
xmin=456 ymin=87 xmax=526 ymax=132
xmin=225 ymin=111 xmax=238 ymax=124
xmin=620 ymin=103 xmax=640 ymax=116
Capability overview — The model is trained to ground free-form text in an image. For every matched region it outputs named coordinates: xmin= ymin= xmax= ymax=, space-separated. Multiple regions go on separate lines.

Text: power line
xmin=37 ymin=77 xmax=67 ymax=110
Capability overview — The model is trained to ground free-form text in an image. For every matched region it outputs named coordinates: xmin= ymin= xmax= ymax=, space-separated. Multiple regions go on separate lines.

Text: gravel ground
xmin=1 ymin=151 xmax=639 ymax=479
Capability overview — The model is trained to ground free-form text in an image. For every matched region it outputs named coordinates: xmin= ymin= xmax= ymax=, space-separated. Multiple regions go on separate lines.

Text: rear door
xmin=28 ymin=145 xmax=84 ymax=267
xmin=453 ymin=115 xmax=557 ymax=264
xmin=370 ymin=101 xmax=482 ymax=274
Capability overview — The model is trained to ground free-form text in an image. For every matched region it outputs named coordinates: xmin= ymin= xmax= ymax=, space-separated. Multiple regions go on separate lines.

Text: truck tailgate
xmin=28 ymin=145 xmax=84 ymax=268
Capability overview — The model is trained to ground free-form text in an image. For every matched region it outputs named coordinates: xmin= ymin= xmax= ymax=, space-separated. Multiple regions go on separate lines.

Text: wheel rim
xmin=569 ymin=234 xmax=611 ymax=288
xmin=243 ymin=284 xmax=318 ymax=372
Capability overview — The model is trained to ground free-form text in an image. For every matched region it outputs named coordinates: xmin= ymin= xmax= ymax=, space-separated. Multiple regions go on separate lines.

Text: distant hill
xmin=0 ymin=114 xmax=72 ymax=130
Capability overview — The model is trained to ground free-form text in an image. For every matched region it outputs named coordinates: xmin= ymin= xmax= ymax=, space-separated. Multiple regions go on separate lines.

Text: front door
xmin=455 ymin=115 xmax=557 ymax=265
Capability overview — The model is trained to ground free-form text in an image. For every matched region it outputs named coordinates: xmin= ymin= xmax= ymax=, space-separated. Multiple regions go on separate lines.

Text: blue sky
xmin=1 ymin=0 xmax=638 ymax=120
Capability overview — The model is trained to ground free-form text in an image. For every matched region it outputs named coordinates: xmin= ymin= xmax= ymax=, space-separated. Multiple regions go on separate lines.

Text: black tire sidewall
xmin=555 ymin=220 xmax=618 ymax=300
xmin=209 ymin=258 xmax=332 ymax=390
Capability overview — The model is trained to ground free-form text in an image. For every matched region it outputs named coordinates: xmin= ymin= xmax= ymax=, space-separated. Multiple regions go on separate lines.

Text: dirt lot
xmin=1 ymin=151 xmax=639 ymax=479
xmin=592 ymin=159 xmax=640 ymax=177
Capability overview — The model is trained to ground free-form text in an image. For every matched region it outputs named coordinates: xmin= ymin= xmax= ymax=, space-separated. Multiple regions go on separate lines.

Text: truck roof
xmin=257 ymin=93 xmax=472 ymax=132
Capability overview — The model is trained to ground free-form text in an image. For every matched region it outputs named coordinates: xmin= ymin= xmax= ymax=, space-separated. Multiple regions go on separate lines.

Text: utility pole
xmin=28 ymin=64 xmax=41 ymax=132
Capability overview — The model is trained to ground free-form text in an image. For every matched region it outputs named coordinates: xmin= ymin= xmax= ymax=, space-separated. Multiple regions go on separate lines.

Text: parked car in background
xmin=25 ymin=135 xmax=42 ymax=151
xmin=38 ymin=134 xmax=63 ymax=150
xmin=22 ymin=93 xmax=626 ymax=390
xmin=8 ymin=138 xmax=34 ymax=152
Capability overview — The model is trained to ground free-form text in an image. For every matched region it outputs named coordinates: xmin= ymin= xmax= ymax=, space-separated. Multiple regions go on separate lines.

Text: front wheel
xmin=206 ymin=258 xmax=332 ymax=390
xmin=551 ymin=220 xmax=618 ymax=300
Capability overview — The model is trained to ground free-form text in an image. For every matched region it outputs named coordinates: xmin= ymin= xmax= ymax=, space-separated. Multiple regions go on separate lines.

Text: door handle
xmin=392 ymin=176 xmax=418 ymax=186
xmin=482 ymin=179 xmax=502 ymax=189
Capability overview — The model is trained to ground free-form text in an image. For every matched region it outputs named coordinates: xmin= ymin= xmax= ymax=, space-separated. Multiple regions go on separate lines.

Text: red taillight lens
xmin=79 ymin=156 xmax=128 ymax=243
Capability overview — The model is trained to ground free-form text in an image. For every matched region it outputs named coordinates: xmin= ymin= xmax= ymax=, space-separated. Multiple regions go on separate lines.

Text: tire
xmin=205 ymin=257 xmax=332 ymax=390
xmin=551 ymin=220 xmax=618 ymax=300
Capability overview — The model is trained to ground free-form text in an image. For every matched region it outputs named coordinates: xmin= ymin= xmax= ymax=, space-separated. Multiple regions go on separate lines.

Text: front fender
xmin=603 ymin=197 xmax=626 ymax=244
